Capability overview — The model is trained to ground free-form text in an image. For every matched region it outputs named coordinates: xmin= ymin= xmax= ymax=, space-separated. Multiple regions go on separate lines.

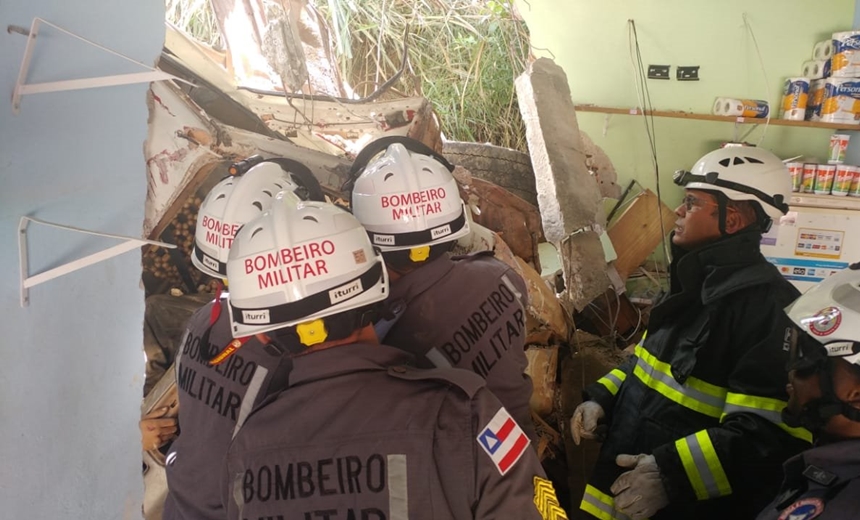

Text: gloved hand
xmin=610 ymin=454 xmax=670 ymax=520
xmin=570 ymin=401 xmax=606 ymax=445
xmin=140 ymin=406 xmax=178 ymax=452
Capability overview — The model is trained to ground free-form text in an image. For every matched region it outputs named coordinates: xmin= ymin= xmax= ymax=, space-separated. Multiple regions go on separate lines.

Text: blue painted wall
xmin=0 ymin=1 xmax=163 ymax=518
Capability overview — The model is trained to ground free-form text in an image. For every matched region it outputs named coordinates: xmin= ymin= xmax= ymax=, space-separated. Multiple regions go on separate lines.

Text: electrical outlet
xmin=677 ymin=66 xmax=700 ymax=81
xmin=648 ymin=65 xmax=670 ymax=80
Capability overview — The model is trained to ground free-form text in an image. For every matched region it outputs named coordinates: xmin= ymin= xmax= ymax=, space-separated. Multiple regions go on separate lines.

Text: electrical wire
xmin=627 ymin=20 xmax=670 ymax=283
xmin=742 ymin=13 xmax=772 ymax=145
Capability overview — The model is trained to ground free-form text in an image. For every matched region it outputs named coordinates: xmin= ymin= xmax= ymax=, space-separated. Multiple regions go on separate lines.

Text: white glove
xmin=570 ymin=400 xmax=606 ymax=445
xmin=610 ymin=454 xmax=670 ymax=520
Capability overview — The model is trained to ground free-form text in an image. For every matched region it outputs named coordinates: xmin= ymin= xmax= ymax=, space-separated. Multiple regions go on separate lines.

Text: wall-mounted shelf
xmin=789 ymin=193 xmax=860 ymax=211
xmin=11 ymin=17 xmax=190 ymax=114
xmin=573 ymin=105 xmax=858 ymax=131
xmin=19 ymin=217 xmax=176 ymax=307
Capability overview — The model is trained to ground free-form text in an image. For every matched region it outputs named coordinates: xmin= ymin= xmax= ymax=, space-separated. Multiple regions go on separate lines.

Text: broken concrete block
xmin=558 ymin=231 xmax=612 ymax=312
xmin=581 ymin=131 xmax=622 ymax=200
xmin=515 ymin=58 xmax=603 ymax=243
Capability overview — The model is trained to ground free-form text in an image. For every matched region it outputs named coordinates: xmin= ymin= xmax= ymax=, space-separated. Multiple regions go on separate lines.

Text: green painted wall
xmin=516 ymin=0 xmax=854 ymax=211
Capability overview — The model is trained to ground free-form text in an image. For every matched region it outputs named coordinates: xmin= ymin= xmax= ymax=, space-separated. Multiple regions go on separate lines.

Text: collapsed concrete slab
xmin=515 ymin=58 xmax=610 ymax=310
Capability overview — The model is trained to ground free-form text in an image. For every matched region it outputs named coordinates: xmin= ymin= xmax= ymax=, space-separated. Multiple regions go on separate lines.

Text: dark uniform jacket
xmin=382 ymin=252 xmax=536 ymax=442
xmin=222 ymin=344 xmax=566 ymax=520
xmin=580 ymin=230 xmax=811 ymax=520
xmin=756 ymin=440 xmax=860 ymax=520
xmin=163 ymin=297 xmax=291 ymax=520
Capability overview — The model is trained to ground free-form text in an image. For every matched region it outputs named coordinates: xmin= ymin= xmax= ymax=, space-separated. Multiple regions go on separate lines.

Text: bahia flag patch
xmin=477 ymin=407 xmax=530 ymax=475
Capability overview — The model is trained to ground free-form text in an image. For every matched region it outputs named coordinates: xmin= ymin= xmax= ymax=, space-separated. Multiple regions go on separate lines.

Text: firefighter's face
xmin=787 ymin=359 xmax=860 ymax=438
xmin=672 ymin=189 xmax=723 ymax=250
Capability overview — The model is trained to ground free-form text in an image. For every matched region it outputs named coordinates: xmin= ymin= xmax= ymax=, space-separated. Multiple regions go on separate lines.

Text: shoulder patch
xmin=386 ymin=365 xmax=485 ymax=398
xmin=778 ymin=497 xmax=824 ymax=520
xmin=477 ymin=407 xmax=530 ymax=475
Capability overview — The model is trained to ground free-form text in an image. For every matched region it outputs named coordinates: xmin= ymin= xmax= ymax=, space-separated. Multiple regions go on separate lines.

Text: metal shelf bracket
xmin=11 ymin=17 xmax=192 ymax=114
xmin=18 ymin=216 xmax=176 ymax=307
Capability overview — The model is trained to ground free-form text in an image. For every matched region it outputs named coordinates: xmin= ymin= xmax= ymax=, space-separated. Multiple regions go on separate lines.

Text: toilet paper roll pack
xmin=813 ymin=39 xmax=835 ymax=60
xmin=832 ymin=31 xmax=860 ymax=77
xmin=780 ymin=78 xmax=810 ymax=121
xmin=802 ymin=59 xmax=831 ymax=80
xmin=820 ymin=78 xmax=860 ymax=125
xmin=807 ymin=79 xmax=827 ymax=121
xmin=712 ymin=98 xmax=769 ymax=118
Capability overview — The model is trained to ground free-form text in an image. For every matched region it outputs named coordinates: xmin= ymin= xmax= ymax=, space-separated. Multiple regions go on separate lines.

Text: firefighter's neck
xmin=387 ymin=266 xmax=415 ymax=282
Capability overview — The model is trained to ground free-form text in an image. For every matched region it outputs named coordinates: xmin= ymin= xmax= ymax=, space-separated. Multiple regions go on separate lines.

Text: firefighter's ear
xmin=723 ymin=206 xmax=746 ymax=234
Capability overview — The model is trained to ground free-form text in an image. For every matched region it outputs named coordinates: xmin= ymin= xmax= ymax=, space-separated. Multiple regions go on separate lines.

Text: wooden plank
xmin=573 ymin=104 xmax=858 ymax=130
xmin=607 ymin=189 xmax=675 ymax=281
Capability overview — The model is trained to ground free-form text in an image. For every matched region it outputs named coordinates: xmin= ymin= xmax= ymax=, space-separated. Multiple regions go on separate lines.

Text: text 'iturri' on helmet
xmin=226 ymin=194 xmax=388 ymax=340
xmin=349 ymin=136 xmax=470 ymax=262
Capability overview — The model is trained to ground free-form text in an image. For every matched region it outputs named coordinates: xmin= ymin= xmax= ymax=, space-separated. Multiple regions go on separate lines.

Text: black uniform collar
xmin=288 ymin=343 xmax=415 ymax=388
xmin=388 ymin=253 xmax=455 ymax=304
xmin=669 ymin=228 xmax=772 ymax=304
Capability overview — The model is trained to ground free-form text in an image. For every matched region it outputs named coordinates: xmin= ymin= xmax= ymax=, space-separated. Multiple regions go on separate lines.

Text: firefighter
xmin=221 ymin=196 xmax=566 ymax=519
xmin=572 ymin=146 xmax=812 ymax=519
xmin=160 ymin=159 xmax=320 ymax=520
xmin=349 ymin=136 xmax=536 ymax=442
xmin=756 ymin=263 xmax=860 ymax=520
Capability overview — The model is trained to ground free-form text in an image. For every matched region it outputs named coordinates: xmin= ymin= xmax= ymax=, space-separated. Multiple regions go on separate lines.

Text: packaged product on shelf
xmin=802 ymin=59 xmax=832 ymax=80
xmin=832 ymin=165 xmax=856 ymax=196
xmin=849 ymin=166 xmax=860 ymax=196
xmin=820 ymin=78 xmax=860 ymax=125
xmin=802 ymin=163 xmax=818 ymax=193
xmin=831 ymin=31 xmax=860 ymax=77
xmin=814 ymin=164 xmax=837 ymax=194
xmin=780 ymin=78 xmax=810 ymax=121
xmin=829 ymin=134 xmax=851 ymax=163
xmin=806 ymin=79 xmax=827 ymax=121
xmin=712 ymin=98 xmax=769 ymax=118
xmin=787 ymin=162 xmax=804 ymax=192
xmin=814 ymin=39 xmax=836 ymax=61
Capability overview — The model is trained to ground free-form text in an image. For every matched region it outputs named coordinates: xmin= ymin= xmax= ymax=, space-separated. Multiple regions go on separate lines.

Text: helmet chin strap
xmin=714 ymin=191 xmax=729 ymax=237
xmin=783 ymin=361 xmax=860 ymax=433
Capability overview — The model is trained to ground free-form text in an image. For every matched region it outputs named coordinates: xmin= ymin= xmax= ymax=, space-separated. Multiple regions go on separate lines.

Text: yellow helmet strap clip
xmin=295 ymin=319 xmax=329 ymax=347
xmin=409 ymin=245 xmax=431 ymax=263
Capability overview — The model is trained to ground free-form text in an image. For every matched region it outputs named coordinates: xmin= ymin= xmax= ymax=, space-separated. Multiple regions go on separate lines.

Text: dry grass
xmin=318 ymin=0 xmax=531 ymax=151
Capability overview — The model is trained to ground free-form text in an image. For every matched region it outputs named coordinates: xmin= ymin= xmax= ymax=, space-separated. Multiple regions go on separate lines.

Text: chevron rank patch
xmin=533 ymin=476 xmax=568 ymax=520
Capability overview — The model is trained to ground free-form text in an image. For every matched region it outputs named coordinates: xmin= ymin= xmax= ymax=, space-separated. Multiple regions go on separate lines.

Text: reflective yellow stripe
xmin=632 ymin=345 xmax=727 ymax=418
xmin=721 ymin=392 xmax=813 ymax=443
xmin=580 ymin=485 xmax=633 ymax=520
xmin=597 ymin=368 xmax=627 ymax=396
xmin=675 ymin=430 xmax=732 ymax=500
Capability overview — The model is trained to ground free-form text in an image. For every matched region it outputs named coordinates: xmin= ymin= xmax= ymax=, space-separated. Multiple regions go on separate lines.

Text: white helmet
xmin=192 ymin=162 xmax=302 ymax=279
xmin=673 ymin=146 xmax=791 ymax=224
xmin=785 ymin=263 xmax=860 ymax=366
xmin=226 ymin=194 xmax=388 ymax=340
xmin=350 ymin=137 xmax=470 ymax=257
xmin=782 ymin=263 xmax=860 ymax=431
